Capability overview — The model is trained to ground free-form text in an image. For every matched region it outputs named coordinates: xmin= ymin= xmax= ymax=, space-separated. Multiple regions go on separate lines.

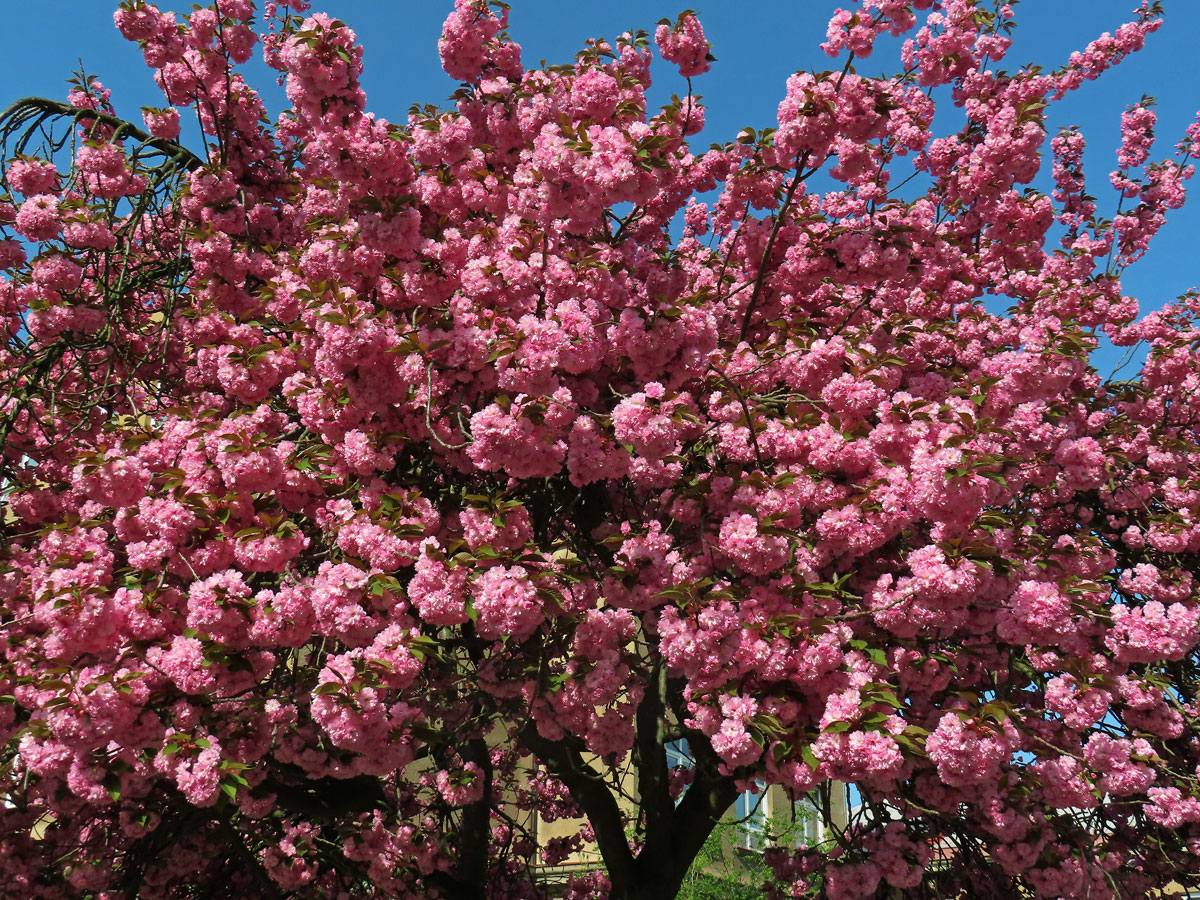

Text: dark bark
xmin=523 ymin=679 xmax=739 ymax=900
xmin=452 ymin=738 xmax=496 ymax=900
xmin=520 ymin=726 xmax=637 ymax=890
xmin=620 ymin=740 xmax=739 ymax=900
xmin=634 ymin=663 xmax=673 ymax=867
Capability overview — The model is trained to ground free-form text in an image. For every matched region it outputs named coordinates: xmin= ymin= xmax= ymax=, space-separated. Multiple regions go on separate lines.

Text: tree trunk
xmin=522 ymin=675 xmax=739 ymax=900
xmin=619 ymin=872 xmax=687 ymax=900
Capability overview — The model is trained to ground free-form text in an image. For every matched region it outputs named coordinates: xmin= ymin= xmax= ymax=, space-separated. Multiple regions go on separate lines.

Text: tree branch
xmin=634 ymin=662 xmax=672 ymax=863
xmin=0 ymin=96 xmax=205 ymax=171
xmin=519 ymin=726 xmax=636 ymax=893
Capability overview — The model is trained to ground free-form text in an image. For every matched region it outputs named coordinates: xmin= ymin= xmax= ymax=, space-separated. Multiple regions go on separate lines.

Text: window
xmin=665 ymin=739 xmax=692 ymax=808
xmin=664 ymin=739 xmax=768 ymax=851
xmin=732 ymin=788 xmax=767 ymax=851
xmin=665 ymin=739 xmax=692 ymax=770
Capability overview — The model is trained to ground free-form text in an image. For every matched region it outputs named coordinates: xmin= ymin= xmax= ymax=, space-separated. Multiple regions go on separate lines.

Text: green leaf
xmin=801 ymin=744 xmax=819 ymax=770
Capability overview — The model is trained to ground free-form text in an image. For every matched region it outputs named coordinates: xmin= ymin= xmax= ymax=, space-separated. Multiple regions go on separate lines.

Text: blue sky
xmin=6 ymin=1 xmax=1199 ymax=373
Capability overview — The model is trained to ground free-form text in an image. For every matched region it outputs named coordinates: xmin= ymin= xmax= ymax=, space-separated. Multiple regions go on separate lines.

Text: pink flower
xmin=655 ymin=13 xmax=711 ymax=78
xmin=438 ymin=0 xmax=521 ymax=84
xmin=467 ymin=402 xmax=566 ymax=479
xmin=150 ymin=636 xmax=217 ymax=695
xmin=926 ymin=713 xmax=1010 ymax=788
xmin=718 ymin=512 xmax=788 ymax=576
xmin=0 ymin=239 xmax=26 ymax=270
xmin=142 ymin=106 xmax=181 ymax=140
xmin=6 ymin=159 xmax=59 ymax=195
xmin=472 ymin=565 xmax=543 ymax=641
xmin=1044 ymin=676 xmax=1111 ymax=731
xmin=409 ymin=545 xmax=470 ymax=626
xmin=434 ymin=761 xmax=485 ymax=806
xmin=1146 ymin=786 xmax=1200 ymax=829
xmin=14 ymin=194 xmax=62 ymax=240
xmin=1106 ymin=601 xmax=1200 ymax=663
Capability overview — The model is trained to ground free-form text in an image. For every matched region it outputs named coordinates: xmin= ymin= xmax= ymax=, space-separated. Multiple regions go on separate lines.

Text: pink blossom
xmin=1106 ymin=600 xmax=1200 ymax=663
xmin=472 ymin=565 xmax=543 ymax=641
xmin=142 ymin=106 xmax=181 ymax=140
xmin=6 ymin=158 xmax=59 ymax=195
xmin=655 ymin=13 xmax=711 ymax=78
xmin=14 ymin=194 xmax=62 ymax=240
xmin=926 ymin=713 xmax=1010 ymax=788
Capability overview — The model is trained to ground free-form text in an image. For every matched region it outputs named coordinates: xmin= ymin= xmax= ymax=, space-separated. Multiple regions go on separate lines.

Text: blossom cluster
xmin=1 ymin=0 xmax=1199 ymax=898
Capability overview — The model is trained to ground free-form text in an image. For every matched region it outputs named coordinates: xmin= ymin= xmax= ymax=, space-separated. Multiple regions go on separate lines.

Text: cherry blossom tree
xmin=2 ymin=1 xmax=1199 ymax=898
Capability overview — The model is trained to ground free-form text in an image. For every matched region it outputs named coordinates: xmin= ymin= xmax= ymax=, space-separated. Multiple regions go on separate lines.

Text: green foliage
xmin=678 ymin=871 xmax=769 ymax=900
xmin=676 ymin=805 xmax=818 ymax=900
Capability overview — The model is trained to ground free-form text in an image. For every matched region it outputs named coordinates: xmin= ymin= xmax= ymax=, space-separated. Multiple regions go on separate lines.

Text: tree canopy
xmin=2 ymin=1 xmax=1200 ymax=898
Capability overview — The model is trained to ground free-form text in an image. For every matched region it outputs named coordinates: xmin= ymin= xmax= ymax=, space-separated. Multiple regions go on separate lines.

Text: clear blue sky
xmin=6 ymin=1 xmax=1199 ymax=372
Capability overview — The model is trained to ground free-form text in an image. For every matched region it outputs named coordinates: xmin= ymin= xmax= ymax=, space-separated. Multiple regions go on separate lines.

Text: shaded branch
xmin=519 ymin=726 xmax=636 ymax=892
xmin=0 ymin=96 xmax=205 ymax=172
